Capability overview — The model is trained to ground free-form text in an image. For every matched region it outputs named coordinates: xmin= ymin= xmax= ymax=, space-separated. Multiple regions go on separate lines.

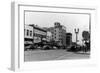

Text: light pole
xmin=74 ymin=28 xmax=79 ymax=48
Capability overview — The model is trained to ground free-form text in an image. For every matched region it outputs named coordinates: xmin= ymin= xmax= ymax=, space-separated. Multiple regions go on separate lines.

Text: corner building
xmin=53 ymin=22 xmax=66 ymax=47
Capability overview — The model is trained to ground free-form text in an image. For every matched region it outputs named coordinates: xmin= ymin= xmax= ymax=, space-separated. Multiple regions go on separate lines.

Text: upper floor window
xmin=27 ymin=30 xmax=29 ymax=36
xmin=24 ymin=29 xmax=25 ymax=35
xmin=30 ymin=31 xmax=32 ymax=36
xmin=55 ymin=30 xmax=56 ymax=32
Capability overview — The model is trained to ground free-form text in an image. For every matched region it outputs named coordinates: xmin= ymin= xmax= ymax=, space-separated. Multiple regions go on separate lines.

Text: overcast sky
xmin=25 ymin=11 xmax=90 ymax=45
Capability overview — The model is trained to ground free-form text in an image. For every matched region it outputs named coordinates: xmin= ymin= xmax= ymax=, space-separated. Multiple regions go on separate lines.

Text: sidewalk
xmin=75 ymin=51 xmax=90 ymax=55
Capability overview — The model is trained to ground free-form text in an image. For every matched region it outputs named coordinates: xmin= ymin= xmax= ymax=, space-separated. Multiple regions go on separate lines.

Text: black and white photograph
xmin=10 ymin=2 xmax=98 ymax=71
xmin=24 ymin=11 xmax=90 ymax=62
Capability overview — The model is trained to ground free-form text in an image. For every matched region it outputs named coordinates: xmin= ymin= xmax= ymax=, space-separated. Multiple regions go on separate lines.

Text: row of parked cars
xmin=24 ymin=41 xmax=65 ymax=51
xmin=67 ymin=45 xmax=90 ymax=52
xmin=25 ymin=44 xmax=61 ymax=51
xmin=25 ymin=41 xmax=90 ymax=52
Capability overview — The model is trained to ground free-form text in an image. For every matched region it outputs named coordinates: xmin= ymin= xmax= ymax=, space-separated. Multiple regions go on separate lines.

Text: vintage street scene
xmin=24 ymin=11 xmax=90 ymax=62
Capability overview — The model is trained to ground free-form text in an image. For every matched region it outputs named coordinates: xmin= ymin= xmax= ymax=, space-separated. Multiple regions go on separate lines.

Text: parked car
xmin=67 ymin=45 xmax=81 ymax=52
xmin=53 ymin=46 xmax=58 ymax=50
xmin=24 ymin=45 xmax=36 ymax=51
xmin=42 ymin=45 xmax=52 ymax=50
xmin=29 ymin=45 xmax=37 ymax=50
xmin=24 ymin=45 xmax=31 ymax=51
xmin=37 ymin=46 xmax=42 ymax=50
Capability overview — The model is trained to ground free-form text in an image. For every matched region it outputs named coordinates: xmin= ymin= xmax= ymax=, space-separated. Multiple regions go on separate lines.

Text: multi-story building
xmin=29 ymin=24 xmax=47 ymax=43
xmin=24 ymin=25 xmax=33 ymax=45
xmin=51 ymin=22 xmax=66 ymax=46
xmin=25 ymin=23 xmax=66 ymax=48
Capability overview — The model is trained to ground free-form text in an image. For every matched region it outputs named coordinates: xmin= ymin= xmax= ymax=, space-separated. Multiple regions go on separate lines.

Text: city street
xmin=24 ymin=50 xmax=90 ymax=62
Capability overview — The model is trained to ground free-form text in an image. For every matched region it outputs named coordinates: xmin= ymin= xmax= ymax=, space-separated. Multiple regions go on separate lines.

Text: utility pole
xmin=74 ymin=28 xmax=79 ymax=48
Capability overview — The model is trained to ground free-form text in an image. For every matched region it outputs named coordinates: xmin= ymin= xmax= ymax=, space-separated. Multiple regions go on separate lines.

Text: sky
xmin=25 ymin=11 xmax=90 ymax=45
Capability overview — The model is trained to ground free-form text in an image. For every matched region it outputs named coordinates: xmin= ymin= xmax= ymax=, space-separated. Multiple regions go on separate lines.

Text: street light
xmin=74 ymin=28 xmax=79 ymax=48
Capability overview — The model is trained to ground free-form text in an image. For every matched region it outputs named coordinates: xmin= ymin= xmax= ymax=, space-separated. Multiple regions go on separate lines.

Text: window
xmin=30 ymin=31 xmax=32 ymax=36
xmin=24 ymin=29 xmax=25 ymax=35
xmin=27 ymin=30 xmax=29 ymax=36
xmin=52 ymin=35 xmax=53 ymax=37
xmin=55 ymin=30 xmax=56 ymax=32
xmin=34 ymin=33 xmax=35 ymax=36
xmin=55 ymin=33 xmax=56 ymax=36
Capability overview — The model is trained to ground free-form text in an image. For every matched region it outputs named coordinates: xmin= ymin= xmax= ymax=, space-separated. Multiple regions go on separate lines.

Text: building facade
xmin=46 ymin=31 xmax=52 ymax=42
xmin=29 ymin=24 xmax=47 ymax=43
xmin=47 ymin=27 xmax=54 ymax=40
xmin=24 ymin=25 xmax=33 ymax=44
xmin=51 ymin=22 xmax=66 ymax=46
xmin=66 ymin=33 xmax=72 ymax=47
xmin=24 ymin=23 xmax=67 ymax=48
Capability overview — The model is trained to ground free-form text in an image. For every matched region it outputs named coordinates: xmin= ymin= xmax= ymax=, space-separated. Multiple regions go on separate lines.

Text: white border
xmin=11 ymin=2 xmax=97 ymax=71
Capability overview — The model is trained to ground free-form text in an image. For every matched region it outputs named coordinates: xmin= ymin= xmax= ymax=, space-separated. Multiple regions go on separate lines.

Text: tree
xmin=82 ymin=31 xmax=90 ymax=41
xmin=82 ymin=31 xmax=90 ymax=52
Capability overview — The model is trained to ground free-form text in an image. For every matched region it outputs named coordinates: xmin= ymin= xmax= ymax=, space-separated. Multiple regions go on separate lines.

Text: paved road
xmin=24 ymin=50 xmax=90 ymax=62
